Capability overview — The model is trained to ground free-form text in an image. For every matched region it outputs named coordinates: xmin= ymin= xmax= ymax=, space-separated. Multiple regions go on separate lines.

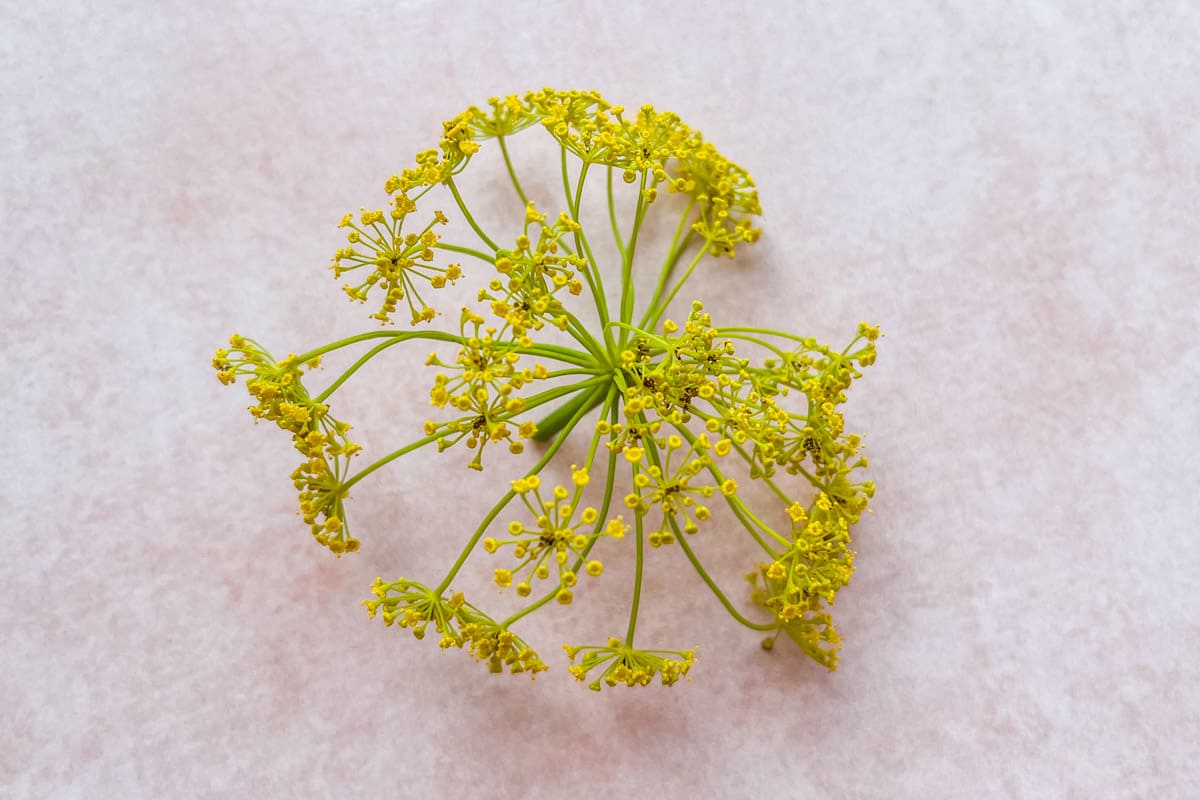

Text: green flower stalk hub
xmin=213 ymin=89 xmax=880 ymax=689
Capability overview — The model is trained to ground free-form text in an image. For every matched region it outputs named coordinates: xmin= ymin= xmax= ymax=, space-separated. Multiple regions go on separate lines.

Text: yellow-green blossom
xmin=564 ymin=639 xmax=697 ymax=690
xmin=213 ymin=87 xmax=880 ymax=687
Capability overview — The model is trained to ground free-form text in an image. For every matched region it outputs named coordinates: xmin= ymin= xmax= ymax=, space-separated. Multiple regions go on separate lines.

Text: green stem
xmin=670 ymin=517 xmax=776 ymax=632
xmin=434 ymin=241 xmax=494 ymax=264
xmin=643 ymin=242 xmax=710 ymax=333
xmin=314 ymin=338 xmax=403 ymax=403
xmin=294 ymin=330 xmax=461 ymax=364
xmin=634 ymin=422 xmax=775 ymax=631
xmin=296 ymin=329 xmax=597 ymax=372
xmin=560 ymin=148 xmax=617 ymax=358
xmin=617 ymin=172 xmax=648 ymax=344
xmin=497 ymin=135 xmax=530 ymax=206
xmin=718 ymin=327 xmax=871 ymax=366
xmin=624 ymin=499 xmax=646 ymax=647
xmin=562 ymin=312 xmax=610 ymax=365
xmin=637 ymin=200 xmax=696 ymax=330
xmin=446 ymin=175 xmax=499 ymax=253
xmin=604 ymin=320 xmax=668 ymax=348
xmin=606 ymin=166 xmax=625 ymax=259
xmin=575 ymin=226 xmax=618 ymax=357
xmin=344 ymin=378 xmax=604 ymax=494
xmin=519 ymin=376 xmax=608 ymax=414
xmin=718 ymin=332 xmax=792 ymax=362
xmin=341 ymin=433 xmax=441 ymax=492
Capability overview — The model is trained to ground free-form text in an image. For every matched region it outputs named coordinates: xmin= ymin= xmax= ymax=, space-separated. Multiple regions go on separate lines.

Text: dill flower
xmin=332 ymin=206 xmax=457 ymax=325
xmin=213 ymin=87 xmax=881 ymax=688
xmin=213 ymin=335 xmax=361 ymax=554
xmin=364 ymin=577 xmax=548 ymax=675
xmin=623 ymin=433 xmax=725 ymax=547
xmin=564 ymin=639 xmax=697 ymax=691
xmin=484 ymin=474 xmax=627 ymax=600
xmin=423 ymin=307 xmax=545 ymax=470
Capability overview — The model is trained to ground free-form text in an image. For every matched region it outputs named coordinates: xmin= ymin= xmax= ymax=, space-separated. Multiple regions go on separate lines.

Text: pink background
xmin=5 ymin=2 xmax=1198 ymax=797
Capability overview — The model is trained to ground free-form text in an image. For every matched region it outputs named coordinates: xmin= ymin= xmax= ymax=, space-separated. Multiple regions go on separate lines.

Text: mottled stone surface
xmin=4 ymin=2 xmax=1197 ymax=797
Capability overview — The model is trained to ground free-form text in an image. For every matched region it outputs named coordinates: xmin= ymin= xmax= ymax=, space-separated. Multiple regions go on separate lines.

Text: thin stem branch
xmin=560 ymin=147 xmax=617 ymax=357
xmin=446 ymin=175 xmax=499 ymax=252
xmin=606 ymin=166 xmax=625 ymax=259
xmin=670 ymin=517 xmax=777 ymax=632
xmin=434 ymin=241 xmax=494 ymax=263
xmin=497 ymin=135 xmax=530 ymax=206
xmin=295 ymin=329 xmax=597 ymax=370
xmin=617 ymin=171 xmax=648 ymax=345
xmin=314 ymin=338 xmax=403 ymax=403
xmin=624 ymin=497 xmax=646 ymax=647
xmin=643 ymin=242 xmax=711 ymax=333
xmin=341 ymin=433 xmax=441 ymax=491
xmin=637 ymin=200 xmax=696 ymax=330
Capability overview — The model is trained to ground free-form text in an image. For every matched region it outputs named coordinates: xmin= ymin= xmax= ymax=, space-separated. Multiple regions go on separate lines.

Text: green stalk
xmin=643 ymin=243 xmax=710 ymax=333
xmin=624 ymin=498 xmax=646 ymax=647
xmin=617 ymin=171 xmax=648 ymax=345
xmin=314 ymin=338 xmax=403 ymax=403
xmin=294 ymin=329 xmax=595 ymax=369
xmin=637 ymin=199 xmax=696 ymax=330
xmin=639 ymin=436 xmax=776 ymax=631
xmin=497 ymin=134 xmax=530 ymax=206
xmin=341 ymin=433 xmax=442 ymax=492
xmin=434 ymin=241 xmax=495 ymax=263
xmin=446 ymin=175 xmax=499 ymax=253
xmin=606 ymin=166 xmax=625 ymax=258
xmin=560 ymin=148 xmax=618 ymax=357
xmin=669 ymin=517 xmax=776 ymax=632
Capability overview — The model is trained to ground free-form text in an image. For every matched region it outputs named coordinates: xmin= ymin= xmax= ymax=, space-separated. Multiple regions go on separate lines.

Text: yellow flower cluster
xmin=332 ymin=206 xmax=458 ymax=325
xmin=449 ymin=88 xmax=762 ymax=257
xmin=621 ymin=301 xmax=735 ymax=422
xmin=424 ymin=308 xmax=543 ymax=470
xmin=596 ymin=416 xmax=661 ymax=456
xmin=483 ymin=473 xmax=627 ymax=603
xmin=364 ymin=578 xmax=548 ymax=676
xmin=621 ymin=433 xmax=731 ymax=547
xmin=732 ymin=330 xmax=879 ymax=490
xmin=747 ymin=490 xmax=864 ymax=669
xmin=385 ymin=111 xmax=481 ymax=197
xmin=564 ymin=639 xmax=697 ymax=691
xmin=214 ymin=87 xmax=882 ymax=687
xmin=212 ymin=336 xmax=361 ymax=555
xmin=478 ymin=204 xmax=585 ymax=334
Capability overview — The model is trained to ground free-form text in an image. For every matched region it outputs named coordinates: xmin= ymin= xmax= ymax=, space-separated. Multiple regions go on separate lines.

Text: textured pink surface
xmin=5 ymin=2 xmax=1198 ymax=798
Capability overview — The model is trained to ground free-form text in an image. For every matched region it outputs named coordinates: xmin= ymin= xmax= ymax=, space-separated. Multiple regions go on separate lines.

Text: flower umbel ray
xmin=213 ymin=88 xmax=881 ymax=688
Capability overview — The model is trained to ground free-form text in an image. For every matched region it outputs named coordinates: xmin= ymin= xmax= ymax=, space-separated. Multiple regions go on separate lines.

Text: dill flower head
xmin=423 ymin=307 xmax=545 ymax=470
xmin=484 ymin=474 xmax=626 ymax=601
xmin=332 ymin=206 xmax=457 ymax=325
xmin=213 ymin=87 xmax=880 ymax=688
xmin=564 ymin=639 xmax=698 ymax=691
xmin=213 ymin=335 xmax=361 ymax=554
xmin=364 ymin=577 xmax=548 ymax=675
xmin=623 ymin=432 xmax=727 ymax=547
